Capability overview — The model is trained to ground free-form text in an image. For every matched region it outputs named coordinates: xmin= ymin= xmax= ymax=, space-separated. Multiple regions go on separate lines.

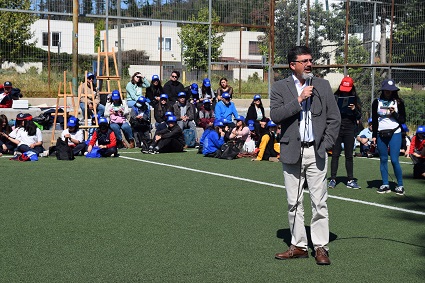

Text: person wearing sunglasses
xmin=126 ymin=72 xmax=150 ymax=108
xmin=163 ymin=70 xmax=185 ymax=105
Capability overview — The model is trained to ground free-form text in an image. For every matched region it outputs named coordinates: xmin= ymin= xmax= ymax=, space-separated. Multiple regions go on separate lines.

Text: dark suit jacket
xmin=270 ymin=75 xmax=341 ymax=164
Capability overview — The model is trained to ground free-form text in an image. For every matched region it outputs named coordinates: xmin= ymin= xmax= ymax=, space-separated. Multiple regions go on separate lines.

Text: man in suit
xmin=270 ymin=46 xmax=340 ymax=265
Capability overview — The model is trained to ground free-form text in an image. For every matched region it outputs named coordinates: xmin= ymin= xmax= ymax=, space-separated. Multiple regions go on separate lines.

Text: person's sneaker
xmin=9 ymin=154 xmax=21 ymax=161
xmin=395 ymin=186 xmax=405 ymax=196
xmin=328 ymin=179 xmax=336 ymax=189
xmin=346 ymin=180 xmax=361 ymax=189
xmin=377 ymin=185 xmax=391 ymax=194
xmin=149 ymin=149 xmax=159 ymax=154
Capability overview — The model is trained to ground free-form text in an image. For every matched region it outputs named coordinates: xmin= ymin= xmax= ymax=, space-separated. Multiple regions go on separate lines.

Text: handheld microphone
xmin=303 ymin=73 xmax=314 ymax=86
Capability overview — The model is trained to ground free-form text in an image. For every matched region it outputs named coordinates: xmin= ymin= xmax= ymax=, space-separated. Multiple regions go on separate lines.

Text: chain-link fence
xmin=1 ymin=0 xmax=424 ymax=128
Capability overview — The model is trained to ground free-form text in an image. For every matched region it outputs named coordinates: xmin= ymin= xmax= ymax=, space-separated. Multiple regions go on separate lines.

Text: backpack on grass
xmin=55 ymin=138 xmax=74 ymax=160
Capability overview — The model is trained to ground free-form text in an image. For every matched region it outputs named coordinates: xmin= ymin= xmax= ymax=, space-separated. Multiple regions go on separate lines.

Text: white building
xmin=101 ymin=22 xmax=265 ymax=64
xmin=28 ymin=19 xmax=95 ymax=55
xmin=101 ymin=21 xmax=181 ymax=63
xmin=101 ymin=21 xmax=265 ymax=80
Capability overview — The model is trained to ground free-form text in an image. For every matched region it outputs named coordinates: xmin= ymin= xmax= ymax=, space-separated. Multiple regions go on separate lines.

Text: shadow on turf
xmin=366 ymin=179 xmax=425 ymax=211
xmin=277 ymin=227 xmax=425 ymax=249
xmin=276 ymin=227 xmax=338 ymax=251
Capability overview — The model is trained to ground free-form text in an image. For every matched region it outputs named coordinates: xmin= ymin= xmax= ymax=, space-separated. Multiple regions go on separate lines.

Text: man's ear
xmin=289 ymin=62 xmax=295 ymax=71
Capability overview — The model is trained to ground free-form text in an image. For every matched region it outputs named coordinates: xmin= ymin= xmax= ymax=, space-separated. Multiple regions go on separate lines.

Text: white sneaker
xmin=40 ymin=150 xmax=49 ymax=157
xmin=395 ymin=186 xmax=405 ymax=196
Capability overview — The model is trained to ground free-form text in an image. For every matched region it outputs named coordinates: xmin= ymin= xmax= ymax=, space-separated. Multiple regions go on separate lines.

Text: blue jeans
xmin=127 ymin=100 xmax=136 ymax=108
xmin=80 ymin=102 xmax=105 ymax=118
xmin=110 ymin=122 xmax=133 ymax=142
xmin=377 ymin=132 xmax=403 ymax=186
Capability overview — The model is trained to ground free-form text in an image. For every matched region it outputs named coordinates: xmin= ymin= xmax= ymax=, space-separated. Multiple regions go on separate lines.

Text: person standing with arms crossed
xmin=270 ymin=46 xmax=340 ymax=265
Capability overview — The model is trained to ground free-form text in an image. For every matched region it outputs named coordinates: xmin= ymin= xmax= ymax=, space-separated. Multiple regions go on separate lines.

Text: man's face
xmin=170 ymin=73 xmax=178 ymax=81
xmin=178 ymin=97 xmax=186 ymax=103
xmin=290 ymin=54 xmax=313 ymax=78
xmin=4 ymin=87 xmax=11 ymax=94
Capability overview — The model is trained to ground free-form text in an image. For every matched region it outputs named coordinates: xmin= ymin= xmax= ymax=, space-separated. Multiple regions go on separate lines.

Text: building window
xmin=158 ymin=37 xmax=172 ymax=51
xmin=249 ymin=41 xmax=261 ymax=55
xmin=42 ymin=32 xmax=61 ymax=47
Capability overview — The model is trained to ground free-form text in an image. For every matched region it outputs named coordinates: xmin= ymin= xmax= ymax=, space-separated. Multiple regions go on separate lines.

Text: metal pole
xmin=160 ymin=22 xmax=163 ymax=79
xmin=72 ymin=0 xmax=79 ymax=96
xmin=48 ymin=15 xmax=51 ymax=96
xmin=297 ymin=0 xmax=301 ymax=45
xmin=306 ymin=0 xmax=310 ymax=45
xmin=117 ymin=0 xmax=122 ymax=76
xmin=371 ymin=2 xmax=377 ymax=103
xmin=208 ymin=0 xmax=212 ymax=79
xmin=105 ymin=0 xmax=109 ymax=52
xmin=344 ymin=0 xmax=350 ymax=74
xmin=268 ymin=0 xmax=275 ymax=98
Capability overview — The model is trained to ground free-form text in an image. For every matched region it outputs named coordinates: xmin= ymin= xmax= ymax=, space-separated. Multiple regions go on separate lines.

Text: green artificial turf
xmin=1 ymin=150 xmax=424 ymax=282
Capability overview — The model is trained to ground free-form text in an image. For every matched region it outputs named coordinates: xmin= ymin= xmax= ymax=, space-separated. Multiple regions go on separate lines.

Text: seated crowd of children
xmin=0 ymin=87 xmax=281 ymax=163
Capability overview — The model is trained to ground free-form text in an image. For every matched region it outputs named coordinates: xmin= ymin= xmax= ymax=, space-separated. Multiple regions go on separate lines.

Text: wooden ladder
xmin=76 ymin=71 xmax=100 ymax=139
xmin=96 ymin=46 xmax=123 ymax=101
xmin=50 ymin=71 xmax=77 ymax=145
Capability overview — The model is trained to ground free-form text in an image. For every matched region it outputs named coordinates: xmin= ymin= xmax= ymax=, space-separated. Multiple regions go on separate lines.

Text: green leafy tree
xmin=178 ymin=7 xmax=224 ymax=79
xmin=265 ymin=0 xmax=331 ymax=78
xmin=0 ymin=0 xmax=37 ymax=62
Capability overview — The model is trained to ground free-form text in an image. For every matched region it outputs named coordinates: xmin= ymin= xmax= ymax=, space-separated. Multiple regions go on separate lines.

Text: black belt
xmin=301 ymin=141 xmax=315 ymax=148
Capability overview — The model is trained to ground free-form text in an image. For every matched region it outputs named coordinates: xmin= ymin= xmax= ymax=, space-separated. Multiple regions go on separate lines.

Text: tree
xmin=392 ymin=0 xmax=425 ymax=85
xmin=0 ymin=0 xmax=37 ymax=62
xmin=82 ymin=0 xmax=93 ymax=15
xmin=178 ymin=7 xmax=224 ymax=79
xmin=266 ymin=0 xmax=331 ymax=77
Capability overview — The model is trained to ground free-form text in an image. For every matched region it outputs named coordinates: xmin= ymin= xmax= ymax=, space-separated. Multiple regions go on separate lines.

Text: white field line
xmin=119 ymin=155 xmax=425 ymax=216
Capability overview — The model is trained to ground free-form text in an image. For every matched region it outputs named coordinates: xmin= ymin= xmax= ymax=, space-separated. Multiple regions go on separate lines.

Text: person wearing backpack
xmin=61 ymin=116 xmax=86 ymax=156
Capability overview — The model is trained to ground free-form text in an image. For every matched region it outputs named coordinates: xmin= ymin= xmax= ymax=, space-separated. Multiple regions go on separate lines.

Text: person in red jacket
xmin=409 ymin=125 xmax=425 ymax=178
xmin=86 ymin=117 xmax=118 ymax=157
xmin=0 ymin=81 xmax=14 ymax=108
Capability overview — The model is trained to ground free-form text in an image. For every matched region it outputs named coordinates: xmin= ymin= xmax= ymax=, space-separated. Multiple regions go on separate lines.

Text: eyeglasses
xmin=136 ymin=76 xmax=142 ymax=79
xmin=171 ymin=75 xmax=178 ymax=79
xmin=293 ymin=59 xmax=314 ymax=65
